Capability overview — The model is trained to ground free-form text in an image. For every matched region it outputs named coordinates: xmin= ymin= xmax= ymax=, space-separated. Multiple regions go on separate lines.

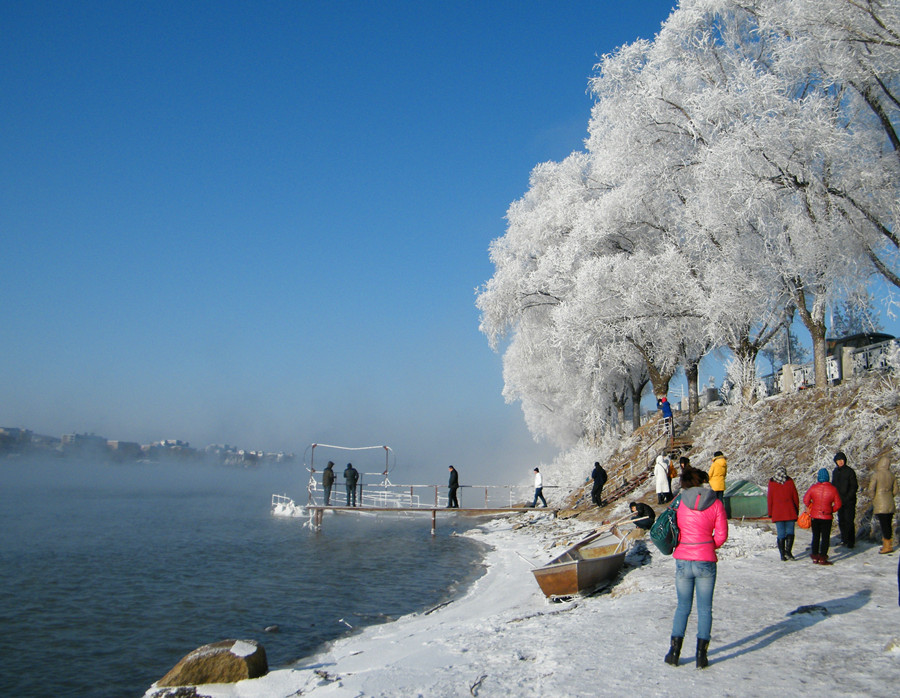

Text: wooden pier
xmin=305 ymin=505 xmax=552 ymax=534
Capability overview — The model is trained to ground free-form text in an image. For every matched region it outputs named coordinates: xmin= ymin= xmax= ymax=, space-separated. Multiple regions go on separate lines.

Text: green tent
xmin=723 ymin=479 xmax=767 ymax=518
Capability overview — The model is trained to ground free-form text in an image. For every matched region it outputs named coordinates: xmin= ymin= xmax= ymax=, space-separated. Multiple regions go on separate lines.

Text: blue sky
xmin=2 ymin=1 xmax=681 ymax=483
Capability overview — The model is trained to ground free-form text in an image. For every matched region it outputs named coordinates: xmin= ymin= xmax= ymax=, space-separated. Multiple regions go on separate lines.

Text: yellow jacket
xmin=709 ymin=456 xmax=727 ymax=492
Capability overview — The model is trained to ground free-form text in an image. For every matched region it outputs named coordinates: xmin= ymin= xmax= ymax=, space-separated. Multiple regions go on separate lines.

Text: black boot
xmin=784 ymin=534 xmax=795 ymax=560
xmin=696 ymin=638 xmax=709 ymax=668
xmin=664 ymin=636 xmax=683 ymax=665
xmin=777 ymin=538 xmax=787 ymax=561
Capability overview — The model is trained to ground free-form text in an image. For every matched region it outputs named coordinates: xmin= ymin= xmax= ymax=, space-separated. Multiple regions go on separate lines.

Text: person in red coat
xmin=767 ymin=465 xmax=800 ymax=561
xmin=803 ymin=468 xmax=842 ymax=565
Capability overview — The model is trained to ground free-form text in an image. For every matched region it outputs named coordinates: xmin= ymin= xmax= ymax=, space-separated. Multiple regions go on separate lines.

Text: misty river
xmin=0 ymin=456 xmax=488 ymax=697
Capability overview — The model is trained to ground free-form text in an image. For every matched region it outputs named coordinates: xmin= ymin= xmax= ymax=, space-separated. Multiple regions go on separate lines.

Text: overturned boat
xmin=532 ymin=527 xmax=629 ymax=598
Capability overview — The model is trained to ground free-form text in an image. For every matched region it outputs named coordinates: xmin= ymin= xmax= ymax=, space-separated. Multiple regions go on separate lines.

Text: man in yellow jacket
xmin=709 ymin=451 xmax=727 ymax=501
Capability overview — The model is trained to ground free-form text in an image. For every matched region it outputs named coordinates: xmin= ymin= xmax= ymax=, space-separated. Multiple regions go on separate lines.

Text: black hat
xmin=834 ymin=451 xmax=847 ymax=464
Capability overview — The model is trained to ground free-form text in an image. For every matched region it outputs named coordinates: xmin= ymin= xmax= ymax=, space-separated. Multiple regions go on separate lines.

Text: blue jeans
xmin=775 ymin=521 xmax=795 ymax=539
xmin=672 ymin=559 xmax=717 ymax=641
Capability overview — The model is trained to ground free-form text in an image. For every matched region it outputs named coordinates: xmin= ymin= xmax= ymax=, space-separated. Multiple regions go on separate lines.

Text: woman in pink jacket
xmin=803 ymin=468 xmax=842 ymax=565
xmin=664 ymin=468 xmax=728 ymax=669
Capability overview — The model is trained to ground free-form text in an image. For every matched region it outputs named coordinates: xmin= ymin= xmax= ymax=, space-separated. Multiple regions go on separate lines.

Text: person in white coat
xmin=531 ymin=467 xmax=548 ymax=507
xmin=655 ymin=455 xmax=673 ymax=504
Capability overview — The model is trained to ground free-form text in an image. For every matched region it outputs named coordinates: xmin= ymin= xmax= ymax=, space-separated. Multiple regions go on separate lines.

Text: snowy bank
xmin=147 ymin=510 xmax=900 ymax=697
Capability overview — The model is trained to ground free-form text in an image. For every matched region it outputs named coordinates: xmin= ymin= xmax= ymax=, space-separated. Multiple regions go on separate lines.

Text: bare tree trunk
xmin=634 ymin=344 xmax=675 ymax=403
xmin=629 ymin=381 xmax=645 ymax=432
xmin=685 ymin=360 xmax=700 ymax=415
xmin=793 ymin=283 xmax=829 ymax=388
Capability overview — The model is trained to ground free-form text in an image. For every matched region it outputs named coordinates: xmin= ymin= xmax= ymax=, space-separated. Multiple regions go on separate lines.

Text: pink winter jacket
xmin=673 ymin=487 xmax=729 ymax=562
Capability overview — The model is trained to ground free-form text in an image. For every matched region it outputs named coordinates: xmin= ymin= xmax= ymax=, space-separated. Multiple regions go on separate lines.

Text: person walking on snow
xmin=804 ymin=468 xmax=842 ymax=565
xmin=832 ymin=451 xmax=858 ymax=548
xmin=869 ymin=454 xmax=899 ymax=554
xmin=591 ymin=462 xmax=608 ymax=507
xmin=343 ymin=463 xmax=359 ymax=507
xmin=447 ymin=465 xmax=460 ymax=508
xmin=664 ymin=467 xmax=728 ymax=669
xmin=531 ymin=467 xmax=548 ymax=508
xmin=767 ymin=465 xmax=799 ymax=561
xmin=709 ymin=451 xmax=727 ymax=501
xmin=655 ymin=455 xmax=672 ymax=504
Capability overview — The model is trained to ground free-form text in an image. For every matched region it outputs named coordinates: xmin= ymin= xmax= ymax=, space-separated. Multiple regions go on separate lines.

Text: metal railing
xmin=304 ymin=474 xmax=555 ymax=510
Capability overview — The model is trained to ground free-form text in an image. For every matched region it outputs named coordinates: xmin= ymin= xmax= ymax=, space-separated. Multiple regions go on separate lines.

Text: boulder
xmin=157 ymin=639 xmax=268 ymax=687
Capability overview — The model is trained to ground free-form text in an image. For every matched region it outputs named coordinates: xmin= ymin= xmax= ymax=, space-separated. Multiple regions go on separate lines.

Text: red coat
xmin=803 ymin=482 xmax=842 ymax=520
xmin=767 ymin=478 xmax=800 ymax=522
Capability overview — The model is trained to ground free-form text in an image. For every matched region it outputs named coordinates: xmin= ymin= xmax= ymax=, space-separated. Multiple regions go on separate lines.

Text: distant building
xmin=0 ymin=427 xmax=33 ymax=454
xmin=61 ymin=432 xmax=107 ymax=453
xmin=107 ymin=440 xmax=142 ymax=460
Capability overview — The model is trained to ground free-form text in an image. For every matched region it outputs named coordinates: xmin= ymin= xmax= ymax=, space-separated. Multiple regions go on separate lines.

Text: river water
xmin=0 ymin=456 xmax=488 ymax=697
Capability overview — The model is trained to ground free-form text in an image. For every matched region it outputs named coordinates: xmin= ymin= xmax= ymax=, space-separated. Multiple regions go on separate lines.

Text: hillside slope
xmin=567 ymin=372 xmax=900 ymax=537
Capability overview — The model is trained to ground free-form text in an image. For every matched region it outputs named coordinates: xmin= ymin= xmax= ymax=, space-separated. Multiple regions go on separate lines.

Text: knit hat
xmin=773 ymin=466 xmax=788 ymax=484
xmin=817 ymin=468 xmax=830 ymax=482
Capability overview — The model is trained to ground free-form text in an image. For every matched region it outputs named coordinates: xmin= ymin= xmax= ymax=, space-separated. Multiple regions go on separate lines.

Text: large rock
xmin=157 ymin=639 xmax=268 ymax=687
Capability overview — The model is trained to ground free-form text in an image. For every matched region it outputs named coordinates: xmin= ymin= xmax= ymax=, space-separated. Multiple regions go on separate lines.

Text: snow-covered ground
xmin=147 ymin=507 xmax=900 ymax=698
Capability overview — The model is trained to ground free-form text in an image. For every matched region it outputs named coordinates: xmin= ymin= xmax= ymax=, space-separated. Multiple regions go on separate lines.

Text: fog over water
xmin=0 ymin=456 xmax=488 ymax=697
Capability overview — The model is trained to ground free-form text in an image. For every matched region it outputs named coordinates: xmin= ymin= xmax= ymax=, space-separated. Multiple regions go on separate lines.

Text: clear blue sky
xmin=1 ymin=1 xmax=680 ymax=483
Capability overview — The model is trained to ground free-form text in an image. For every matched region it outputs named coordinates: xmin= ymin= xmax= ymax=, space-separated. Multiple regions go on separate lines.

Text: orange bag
xmin=797 ymin=510 xmax=812 ymax=529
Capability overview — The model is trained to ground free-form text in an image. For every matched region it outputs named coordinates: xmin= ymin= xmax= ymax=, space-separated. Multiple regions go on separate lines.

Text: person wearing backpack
xmin=664 ymin=467 xmax=728 ymax=669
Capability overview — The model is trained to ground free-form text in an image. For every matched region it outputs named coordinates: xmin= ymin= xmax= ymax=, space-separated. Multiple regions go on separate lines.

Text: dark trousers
xmin=592 ymin=486 xmax=604 ymax=507
xmin=448 ymin=487 xmax=459 ymax=508
xmin=811 ymin=518 xmax=833 ymax=557
xmin=324 ymin=485 xmax=332 ymax=506
xmin=532 ymin=487 xmax=547 ymax=507
xmin=837 ymin=503 xmax=856 ymax=546
xmin=877 ymin=513 xmax=894 ymax=540
xmin=346 ymin=484 xmax=357 ymax=507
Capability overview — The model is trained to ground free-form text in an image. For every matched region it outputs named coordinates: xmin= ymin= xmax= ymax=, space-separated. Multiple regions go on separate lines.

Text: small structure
xmin=723 ymin=479 xmax=768 ymax=518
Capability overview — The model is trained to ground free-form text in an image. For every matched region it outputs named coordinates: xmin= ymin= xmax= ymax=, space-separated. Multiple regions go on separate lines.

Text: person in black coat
xmin=831 ymin=451 xmax=858 ymax=548
xmin=630 ymin=501 xmax=656 ymax=530
xmin=591 ymin=462 xmax=608 ymax=507
xmin=322 ymin=461 xmax=335 ymax=506
xmin=447 ymin=465 xmax=460 ymax=508
xmin=343 ymin=463 xmax=359 ymax=507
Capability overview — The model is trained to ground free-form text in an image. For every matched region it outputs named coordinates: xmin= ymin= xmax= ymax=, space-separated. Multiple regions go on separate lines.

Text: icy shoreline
xmin=147 ymin=509 xmax=900 ymax=697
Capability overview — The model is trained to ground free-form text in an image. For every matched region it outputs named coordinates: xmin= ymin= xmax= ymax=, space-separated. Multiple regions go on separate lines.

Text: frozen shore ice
xmin=146 ymin=508 xmax=900 ymax=697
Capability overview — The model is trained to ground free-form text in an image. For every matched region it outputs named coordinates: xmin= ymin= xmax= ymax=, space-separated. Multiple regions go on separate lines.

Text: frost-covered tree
xmin=831 ymin=290 xmax=885 ymax=336
xmin=758 ymin=0 xmax=900 ymax=290
xmin=477 ymin=0 xmax=900 ymax=450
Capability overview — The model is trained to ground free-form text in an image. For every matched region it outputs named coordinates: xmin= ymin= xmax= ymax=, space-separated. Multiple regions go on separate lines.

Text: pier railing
xmin=306 ymin=473 xmax=557 ymax=510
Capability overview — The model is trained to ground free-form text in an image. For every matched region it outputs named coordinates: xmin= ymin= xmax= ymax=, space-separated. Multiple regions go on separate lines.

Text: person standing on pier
xmin=447 ymin=465 xmax=460 ymax=508
xmin=322 ymin=461 xmax=335 ymax=506
xmin=531 ymin=467 xmax=548 ymax=508
xmin=344 ymin=463 xmax=359 ymax=507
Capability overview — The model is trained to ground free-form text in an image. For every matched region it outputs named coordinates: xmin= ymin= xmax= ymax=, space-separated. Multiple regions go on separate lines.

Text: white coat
xmin=654 ymin=455 xmax=671 ymax=494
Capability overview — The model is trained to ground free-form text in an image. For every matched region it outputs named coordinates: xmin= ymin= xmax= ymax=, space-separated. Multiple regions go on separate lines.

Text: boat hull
xmin=531 ymin=532 xmax=628 ymax=598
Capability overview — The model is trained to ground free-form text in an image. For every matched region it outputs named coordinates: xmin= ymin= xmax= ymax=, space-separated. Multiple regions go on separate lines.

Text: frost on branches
xmin=476 ymin=0 xmax=900 ymax=461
